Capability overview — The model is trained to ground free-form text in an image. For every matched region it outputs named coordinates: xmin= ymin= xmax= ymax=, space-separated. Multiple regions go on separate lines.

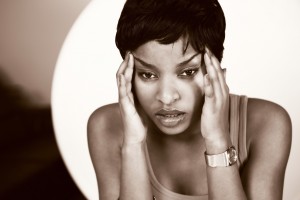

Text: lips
xmin=155 ymin=109 xmax=186 ymax=127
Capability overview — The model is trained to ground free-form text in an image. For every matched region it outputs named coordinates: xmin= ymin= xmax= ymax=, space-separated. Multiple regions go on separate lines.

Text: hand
xmin=200 ymin=48 xmax=231 ymax=152
xmin=117 ymin=52 xmax=147 ymax=145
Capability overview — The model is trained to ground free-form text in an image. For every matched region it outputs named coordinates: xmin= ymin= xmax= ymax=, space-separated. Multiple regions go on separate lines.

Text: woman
xmin=88 ymin=0 xmax=292 ymax=199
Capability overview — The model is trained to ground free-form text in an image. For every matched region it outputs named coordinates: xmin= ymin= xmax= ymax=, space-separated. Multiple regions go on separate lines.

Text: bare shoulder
xmin=87 ymin=103 xmax=123 ymax=148
xmin=87 ymin=103 xmax=123 ymax=199
xmin=246 ymin=98 xmax=292 ymax=149
xmin=241 ymin=98 xmax=292 ymax=198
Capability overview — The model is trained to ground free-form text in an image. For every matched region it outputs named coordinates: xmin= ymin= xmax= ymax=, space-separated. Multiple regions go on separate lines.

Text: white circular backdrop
xmin=52 ymin=0 xmax=300 ymax=199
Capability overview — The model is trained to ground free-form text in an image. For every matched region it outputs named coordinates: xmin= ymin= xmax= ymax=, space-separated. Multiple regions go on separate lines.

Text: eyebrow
xmin=177 ymin=53 xmax=200 ymax=67
xmin=133 ymin=53 xmax=200 ymax=69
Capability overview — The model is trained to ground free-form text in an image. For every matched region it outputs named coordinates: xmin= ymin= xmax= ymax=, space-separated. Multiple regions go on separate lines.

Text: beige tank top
xmin=145 ymin=94 xmax=248 ymax=200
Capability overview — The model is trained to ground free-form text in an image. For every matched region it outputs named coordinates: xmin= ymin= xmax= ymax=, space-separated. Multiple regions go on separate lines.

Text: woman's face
xmin=133 ymin=38 xmax=206 ymax=135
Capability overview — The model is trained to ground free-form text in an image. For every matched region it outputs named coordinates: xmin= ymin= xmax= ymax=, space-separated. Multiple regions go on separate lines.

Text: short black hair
xmin=115 ymin=0 xmax=226 ymax=61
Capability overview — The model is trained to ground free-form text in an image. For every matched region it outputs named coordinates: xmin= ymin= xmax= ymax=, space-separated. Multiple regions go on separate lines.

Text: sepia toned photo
xmin=2 ymin=0 xmax=298 ymax=199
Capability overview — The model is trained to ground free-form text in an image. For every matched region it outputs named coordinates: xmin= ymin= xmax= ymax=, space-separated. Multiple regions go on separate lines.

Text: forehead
xmin=133 ymin=37 xmax=199 ymax=64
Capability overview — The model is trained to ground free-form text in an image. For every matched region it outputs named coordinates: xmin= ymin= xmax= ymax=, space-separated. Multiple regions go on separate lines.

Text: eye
xmin=139 ymin=72 xmax=157 ymax=80
xmin=179 ymin=68 xmax=199 ymax=77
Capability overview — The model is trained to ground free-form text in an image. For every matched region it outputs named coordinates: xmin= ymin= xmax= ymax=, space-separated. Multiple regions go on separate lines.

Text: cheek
xmin=178 ymin=79 xmax=205 ymax=112
xmin=133 ymin=78 xmax=155 ymax=106
xmin=179 ymin=77 xmax=204 ymax=99
xmin=179 ymin=84 xmax=201 ymax=107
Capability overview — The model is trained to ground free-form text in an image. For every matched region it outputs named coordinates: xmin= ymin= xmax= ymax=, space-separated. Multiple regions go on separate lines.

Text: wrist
xmin=204 ymin=133 xmax=232 ymax=154
xmin=122 ymin=142 xmax=145 ymax=154
xmin=123 ymin=129 xmax=147 ymax=145
xmin=205 ymin=146 xmax=238 ymax=167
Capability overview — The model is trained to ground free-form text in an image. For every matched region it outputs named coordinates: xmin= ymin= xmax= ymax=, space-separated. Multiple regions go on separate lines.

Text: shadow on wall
xmin=0 ymin=69 xmax=86 ymax=200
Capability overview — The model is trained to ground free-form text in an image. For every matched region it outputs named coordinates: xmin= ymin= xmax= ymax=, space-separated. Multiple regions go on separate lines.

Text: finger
xmin=204 ymin=51 xmax=222 ymax=99
xmin=204 ymin=74 xmax=214 ymax=98
xmin=124 ymin=53 xmax=134 ymax=97
xmin=194 ymin=53 xmax=206 ymax=90
xmin=116 ymin=52 xmax=130 ymax=79
xmin=210 ymin=54 xmax=229 ymax=95
xmin=124 ymin=53 xmax=134 ymax=82
xmin=118 ymin=74 xmax=127 ymax=101
xmin=118 ymin=74 xmax=136 ymax=114
xmin=116 ymin=52 xmax=133 ymax=100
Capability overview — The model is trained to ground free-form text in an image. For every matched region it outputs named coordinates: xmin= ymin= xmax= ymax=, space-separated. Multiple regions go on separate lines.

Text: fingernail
xmin=128 ymin=53 xmax=133 ymax=63
xmin=126 ymin=51 xmax=131 ymax=59
xmin=205 ymin=47 xmax=212 ymax=58
xmin=204 ymin=52 xmax=210 ymax=61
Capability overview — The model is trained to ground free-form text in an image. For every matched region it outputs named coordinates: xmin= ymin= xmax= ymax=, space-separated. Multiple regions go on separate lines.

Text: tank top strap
xmin=229 ymin=94 xmax=248 ymax=168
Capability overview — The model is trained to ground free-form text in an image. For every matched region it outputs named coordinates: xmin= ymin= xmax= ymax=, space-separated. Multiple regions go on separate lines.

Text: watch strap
xmin=205 ymin=146 xmax=237 ymax=167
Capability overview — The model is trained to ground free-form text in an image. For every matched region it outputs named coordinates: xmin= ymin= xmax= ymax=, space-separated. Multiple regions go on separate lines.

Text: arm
xmin=200 ymin=49 xmax=291 ymax=199
xmin=121 ymin=143 xmax=152 ymax=200
xmin=201 ymin=48 xmax=247 ymax=199
xmin=88 ymin=53 xmax=153 ymax=200
xmin=117 ymin=52 xmax=153 ymax=200
xmin=206 ymin=161 xmax=246 ymax=199
xmin=205 ymin=140 xmax=247 ymax=200
xmin=87 ymin=104 xmax=153 ymax=200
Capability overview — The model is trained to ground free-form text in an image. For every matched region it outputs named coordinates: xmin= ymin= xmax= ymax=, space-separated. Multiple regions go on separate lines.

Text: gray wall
xmin=0 ymin=0 xmax=91 ymax=105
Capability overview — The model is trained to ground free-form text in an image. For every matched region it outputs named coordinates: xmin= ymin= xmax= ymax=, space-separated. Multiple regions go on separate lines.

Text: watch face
xmin=228 ymin=147 xmax=238 ymax=164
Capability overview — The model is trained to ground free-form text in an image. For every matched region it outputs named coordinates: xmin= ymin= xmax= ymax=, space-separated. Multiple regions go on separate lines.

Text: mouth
xmin=155 ymin=109 xmax=186 ymax=127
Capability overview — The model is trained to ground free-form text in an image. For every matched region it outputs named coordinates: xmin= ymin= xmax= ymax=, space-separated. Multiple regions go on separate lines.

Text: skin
xmin=133 ymin=39 xmax=204 ymax=137
xmin=87 ymin=37 xmax=292 ymax=200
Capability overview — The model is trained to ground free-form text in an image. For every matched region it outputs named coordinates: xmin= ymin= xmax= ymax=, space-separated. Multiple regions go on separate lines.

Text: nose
xmin=156 ymin=79 xmax=180 ymax=105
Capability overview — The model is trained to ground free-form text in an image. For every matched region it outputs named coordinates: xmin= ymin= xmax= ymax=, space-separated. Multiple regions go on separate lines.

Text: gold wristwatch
xmin=205 ymin=146 xmax=238 ymax=167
